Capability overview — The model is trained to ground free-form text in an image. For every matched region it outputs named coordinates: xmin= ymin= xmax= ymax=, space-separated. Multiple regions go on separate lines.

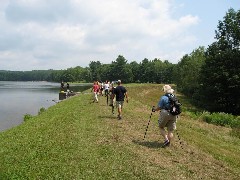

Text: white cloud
xmin=0 ymin=0 xmax=200 ymax=70
xmin=179 ymin=14 xmax=199 ymax=26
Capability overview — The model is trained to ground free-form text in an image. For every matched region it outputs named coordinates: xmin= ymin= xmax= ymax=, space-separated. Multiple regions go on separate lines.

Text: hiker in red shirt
xmin=91 ymin=81 xmax=99 ymax=103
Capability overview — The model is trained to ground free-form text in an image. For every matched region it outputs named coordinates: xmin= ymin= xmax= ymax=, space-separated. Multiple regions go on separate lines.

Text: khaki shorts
xmin=158 ymin=110 xmax=177 ymax=131
xmin=116 ymin=101 xmax=124 ymax=109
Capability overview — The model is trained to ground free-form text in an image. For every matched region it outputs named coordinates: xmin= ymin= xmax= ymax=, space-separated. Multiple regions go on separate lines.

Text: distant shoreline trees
xmin=0 ymin=55 xmax=176 ymax=84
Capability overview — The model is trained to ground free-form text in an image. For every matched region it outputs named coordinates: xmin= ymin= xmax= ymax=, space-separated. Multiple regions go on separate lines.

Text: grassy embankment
xmin=0 ymin=84 xmax=240 ymax=179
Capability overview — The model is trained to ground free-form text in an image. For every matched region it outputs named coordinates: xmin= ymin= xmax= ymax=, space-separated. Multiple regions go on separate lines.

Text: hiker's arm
xmin=153 ymin=97 xmax=164 ymax=112
xmin=155 ymin=106 xmax=161 ymax=111
xmin=125 ymin=92 xmax=128 ymax=103
xmin=152 ymin=106 xmax=160 ymax=112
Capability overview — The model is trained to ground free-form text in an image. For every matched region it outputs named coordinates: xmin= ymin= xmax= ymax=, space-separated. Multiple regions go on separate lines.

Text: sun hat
xmin=163 ymin=84 xmax=174 ymax=94
xmin=117 ymin=80 xmax=121 ymax=84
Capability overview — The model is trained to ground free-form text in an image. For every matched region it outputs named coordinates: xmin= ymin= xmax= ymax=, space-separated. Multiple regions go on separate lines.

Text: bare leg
xmin=167 ymin=131 xmax=174 ymax=142
xmin=94 ymin=92 xmax=98 ymax=102
xmin=159 ymin=127 xmax=168 ymax=141
xmin=118 ymin=106 xmax=122 ymax=117
xmin=117 ymin=104 xmax=123 ymax=119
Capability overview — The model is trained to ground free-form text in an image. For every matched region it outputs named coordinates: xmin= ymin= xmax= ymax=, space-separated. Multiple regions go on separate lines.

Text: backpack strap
xmin=165 ymin=93 xmax=174 ymax=99
xmin=164 ymin=93 xmax=170 ymax=98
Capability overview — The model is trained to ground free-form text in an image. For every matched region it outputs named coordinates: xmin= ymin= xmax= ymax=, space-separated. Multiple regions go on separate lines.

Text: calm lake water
xmin=0 ymin=81 xmax=91 ymax=132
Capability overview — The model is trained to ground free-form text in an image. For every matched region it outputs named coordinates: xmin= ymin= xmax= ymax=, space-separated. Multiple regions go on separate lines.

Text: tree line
xmin=0 ymin=56 xmax=176 ymax=84
xmin=0 ymin=8 xmax=239 ymax=115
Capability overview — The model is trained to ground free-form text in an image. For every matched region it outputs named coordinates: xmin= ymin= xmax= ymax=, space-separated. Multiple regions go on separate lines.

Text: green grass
xmin=0 ymin=84 xmax=240 ymax=179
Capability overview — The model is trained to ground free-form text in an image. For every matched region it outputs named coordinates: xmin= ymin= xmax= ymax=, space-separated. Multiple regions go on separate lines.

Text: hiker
xmin=66 ymin=82 xmax=70 ymax=92
xmin=112 ymin=80 xmax=128 ymax=120
xmin=98 ymin=81 xmax=103 ymax=96
xmin=104 ymin=80 xmax=110 ymax=97
xmin=109 ymin=82 xmax=116 ymax=114
xmin=91 ymin=81 xmax=99 ymax=103
xmin=152 ymin=84 xmax=177 ymax=148
xmin=60 ymin=81 xmax=64 ymax=91
xmin=66 ymin=82 xmax=70 ymax=97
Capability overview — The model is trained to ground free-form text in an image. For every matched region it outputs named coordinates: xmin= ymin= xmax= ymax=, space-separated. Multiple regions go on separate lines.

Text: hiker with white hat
xmin=152 ymin=84 xmax=177 ymax=148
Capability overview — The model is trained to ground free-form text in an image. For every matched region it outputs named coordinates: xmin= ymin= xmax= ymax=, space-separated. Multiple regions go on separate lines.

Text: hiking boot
xmin=161 ymin=140 xmax=170 ymax=148
xmin=117 ymin=115 xmax=122 ymax=120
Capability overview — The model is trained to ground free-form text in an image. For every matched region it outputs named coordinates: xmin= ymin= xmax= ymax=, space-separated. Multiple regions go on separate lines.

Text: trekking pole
xmin=143 ymin=106 xmax=155 ymax=140
xmin=107 ymin=90 xmax=111 ymax=106
xmin=112 ymin=105 xmax=114 ymax=114
xmin=175 ymin=129 xmax=183 ymax=149
xmin=109 ymin=93 xmax=114 ymax=114
xmin=106 ymin=92 xmax=109 ymax=105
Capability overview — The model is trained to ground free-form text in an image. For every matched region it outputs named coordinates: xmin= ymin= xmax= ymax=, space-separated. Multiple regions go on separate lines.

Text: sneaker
xmin=161 ymin=140 xmax=170 ymax=148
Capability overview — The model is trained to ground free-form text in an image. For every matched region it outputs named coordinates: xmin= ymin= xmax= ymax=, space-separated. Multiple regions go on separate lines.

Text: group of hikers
xmin=91 ymin=80 xmax=128 ymax=120
xmin=91 ymin=80 xmax=180 ymax=148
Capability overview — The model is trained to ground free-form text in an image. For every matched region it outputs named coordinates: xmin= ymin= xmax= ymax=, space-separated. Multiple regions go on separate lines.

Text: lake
xmin=0 ymin=81 xmax=92 ymax=132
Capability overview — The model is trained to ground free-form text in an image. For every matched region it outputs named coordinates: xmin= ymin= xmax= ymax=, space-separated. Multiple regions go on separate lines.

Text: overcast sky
xmin=0 ymin=0 xmax=239 ymax=71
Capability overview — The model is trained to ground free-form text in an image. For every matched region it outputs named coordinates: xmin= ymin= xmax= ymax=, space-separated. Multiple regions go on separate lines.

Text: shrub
xmin=24 ymin=114 xmax=33 ymax=122
xmin=230 ymin=116 xmax=240 ymax=128
xmin=200 ymin=112 xmax=240 ymax=139
xmin=38 ymin=107 xmax=46 ymax=115
xmin=202 ymin=112 xmax=238 ymax=127
xmin=230 ymin=117 xmax=240 ymax=138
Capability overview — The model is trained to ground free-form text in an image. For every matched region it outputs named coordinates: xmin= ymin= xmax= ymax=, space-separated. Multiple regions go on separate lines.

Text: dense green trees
xmin=89 ymin=61 xmax=102 ymax=81
xmin=87 ymin=55 xmax=173 ymax=83
xmin=198 ymin=8 xmax=240 ymax=115
xmin=0 ymin=56 xmax=174 ymax=84
xmin=0 ymin=70 xmax=54 ymax=81
xmin=110 ymin=55 xmax=129 ymax=82
xmin=170 ymin=8 xmax=240 ymax=115
xmin=173 ymin=47 xmax=205 ymax=97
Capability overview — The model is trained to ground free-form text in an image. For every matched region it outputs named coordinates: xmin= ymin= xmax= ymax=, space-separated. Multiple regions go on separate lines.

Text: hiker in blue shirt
xmin=152 ymin=85 xmax=177 ymax=148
